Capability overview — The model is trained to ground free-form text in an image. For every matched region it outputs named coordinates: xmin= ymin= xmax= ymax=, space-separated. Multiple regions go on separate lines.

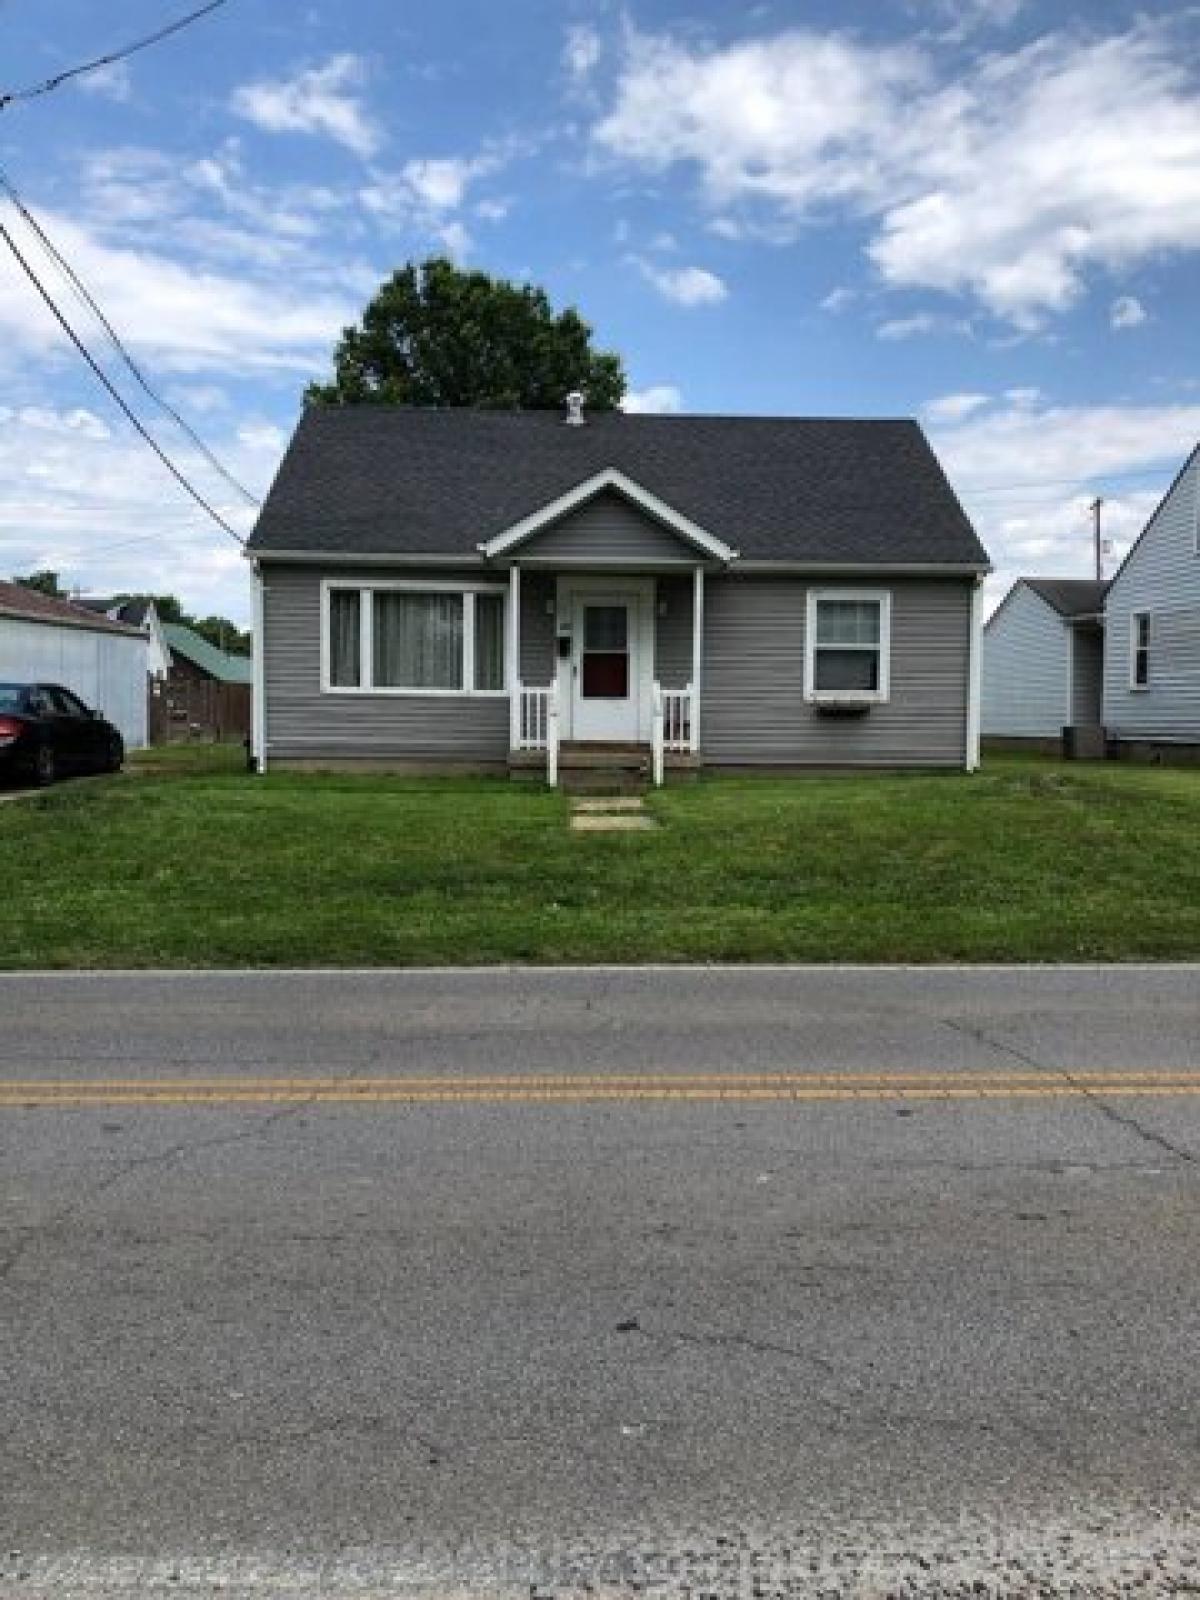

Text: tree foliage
xmin=13 ymin=570 xmax=64 ymax=597
xmin=307 ymin=257 xmax=625 ymax=411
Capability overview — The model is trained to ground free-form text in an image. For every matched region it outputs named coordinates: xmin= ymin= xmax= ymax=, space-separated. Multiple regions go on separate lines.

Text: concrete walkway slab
xmin=570 ymin=811 xmax=658 ymax=832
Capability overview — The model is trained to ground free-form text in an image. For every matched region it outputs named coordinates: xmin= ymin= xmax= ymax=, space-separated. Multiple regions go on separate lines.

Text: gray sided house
xmin=246 ymin=407 xmax=990 ymax=781
xmin=982 ymin=579 xmax=1108 ymax=752
xmin=1103 ymin=443 xmax=1200 ymax=757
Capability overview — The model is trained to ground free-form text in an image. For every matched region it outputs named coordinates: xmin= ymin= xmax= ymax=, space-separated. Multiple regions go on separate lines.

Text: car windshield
xmin=0 ymin=683 xmax=27 ymax=712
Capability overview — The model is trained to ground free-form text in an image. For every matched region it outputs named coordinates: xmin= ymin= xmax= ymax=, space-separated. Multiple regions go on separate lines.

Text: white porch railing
xmin=651 ymin=682 xmax=694 ymax=787
xmin=514 ymin=680 xmax=561 ymax=787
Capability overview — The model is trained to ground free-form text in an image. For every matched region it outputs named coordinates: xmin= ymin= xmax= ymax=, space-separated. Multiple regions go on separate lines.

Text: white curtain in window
xmin=329 ymin=589 xmax=361 ymax=687
xmin=475 ymin=593 xmax=505 ymax=691
xmin=373 ymin=592 xmax=463 ymax=688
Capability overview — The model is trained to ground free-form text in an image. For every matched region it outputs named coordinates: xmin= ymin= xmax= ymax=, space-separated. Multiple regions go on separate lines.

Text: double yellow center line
xmin=0 ymin=1069 xmax=1198 ymax=1107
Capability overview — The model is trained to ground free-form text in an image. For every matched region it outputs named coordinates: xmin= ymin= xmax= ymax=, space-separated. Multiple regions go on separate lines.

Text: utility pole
xmin=1090 ymin=496 xmax=1104 ymax=580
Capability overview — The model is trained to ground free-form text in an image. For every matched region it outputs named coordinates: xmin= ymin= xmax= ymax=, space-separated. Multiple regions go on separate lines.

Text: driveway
xmin=2 ymin=965 xmax=1199 ymax=1596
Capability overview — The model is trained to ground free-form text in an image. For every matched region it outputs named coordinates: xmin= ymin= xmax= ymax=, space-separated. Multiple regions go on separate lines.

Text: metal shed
xmin=0 ymin=582 xmax=149 ymax=748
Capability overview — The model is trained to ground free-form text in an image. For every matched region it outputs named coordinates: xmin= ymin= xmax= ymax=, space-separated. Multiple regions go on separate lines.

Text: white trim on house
xmin=691 ymin=566 xmax=704 ymax=752
xmin=319 ymin=577 xmax=509 ymax=698
xmin=476 ymin=469 xmax=739 ymax=563
xmin=554 ymin=573 xmax=656 ymax=742
xmin=252 ymin=564 xmax=266 ymax=772
xmin=966 ymin=575 xmax=983 ymax=770
xmin=803 ymin=587 xmax=893 ymax=706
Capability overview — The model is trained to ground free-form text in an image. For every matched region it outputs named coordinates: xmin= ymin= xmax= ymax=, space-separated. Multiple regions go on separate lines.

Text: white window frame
xmin=1129 ymin=610 xmax=1151 ymax=692
xmin=804 ymin=588 xmax=892 ymax=705
xmin=320 ymin=578 xmax=509 ymax=697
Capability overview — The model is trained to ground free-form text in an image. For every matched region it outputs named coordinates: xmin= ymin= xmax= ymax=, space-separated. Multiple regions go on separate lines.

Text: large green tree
xmin=307 ymin=257 xmax=625 ymax=410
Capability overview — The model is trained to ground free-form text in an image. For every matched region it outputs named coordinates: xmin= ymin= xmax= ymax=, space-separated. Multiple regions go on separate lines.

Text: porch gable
xmin=477 ymin=469 xmax=737 ymax=564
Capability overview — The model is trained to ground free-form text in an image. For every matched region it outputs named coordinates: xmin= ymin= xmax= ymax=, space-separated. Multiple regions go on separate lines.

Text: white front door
xmin=571 ymin=592 xmax=641 ymax=741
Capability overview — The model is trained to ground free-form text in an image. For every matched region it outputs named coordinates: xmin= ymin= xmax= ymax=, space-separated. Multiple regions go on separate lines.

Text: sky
xmin=1 ymin=0 xmax=1199 ymax=625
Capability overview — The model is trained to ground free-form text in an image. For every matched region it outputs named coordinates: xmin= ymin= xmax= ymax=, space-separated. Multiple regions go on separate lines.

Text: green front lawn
xmin=4 ymin=753 xmax=1199 ymax=967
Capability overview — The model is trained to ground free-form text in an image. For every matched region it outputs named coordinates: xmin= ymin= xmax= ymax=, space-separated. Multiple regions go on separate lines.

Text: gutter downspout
xmin=251 ymin=559 xmax=266 ymax=774
xmin=966 ymin=573 xmax=984 ymax=772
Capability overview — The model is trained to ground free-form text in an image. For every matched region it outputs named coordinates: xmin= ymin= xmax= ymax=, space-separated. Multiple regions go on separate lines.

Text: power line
xmin=0 ymin=1 xmax=231 ymax=111
xmin=0 ymin=219 xmax=245 ymax=546
xmin=0 ymin=169 xmax=260 ymax=508
xmin=956 ymin=465 xmax=1174 ymax=497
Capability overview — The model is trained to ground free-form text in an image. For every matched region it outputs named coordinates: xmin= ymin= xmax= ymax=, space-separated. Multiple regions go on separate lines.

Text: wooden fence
xmin=149 ymin=676 xmax=251 ymax=745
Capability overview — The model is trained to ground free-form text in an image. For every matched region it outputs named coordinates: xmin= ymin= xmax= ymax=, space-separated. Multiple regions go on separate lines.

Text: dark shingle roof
xmin=0 ymin=581 xmax=145 ymax=636
xmin=77 ymin=596 xmax=153 ymax=627
xmin=1025 ymin=578 xmax=1110 ymax=618
xmin=248 ymin=408 xmax=988 ymax=568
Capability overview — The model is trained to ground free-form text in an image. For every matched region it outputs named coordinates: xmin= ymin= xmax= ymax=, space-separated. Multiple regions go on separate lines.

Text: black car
xmin=0 ymin=682 xmax=124 ymax=786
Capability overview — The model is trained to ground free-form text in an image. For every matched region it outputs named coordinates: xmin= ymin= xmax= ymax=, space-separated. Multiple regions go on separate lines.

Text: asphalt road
xmin=2 ymin=965 xmax=1200 ymax=1597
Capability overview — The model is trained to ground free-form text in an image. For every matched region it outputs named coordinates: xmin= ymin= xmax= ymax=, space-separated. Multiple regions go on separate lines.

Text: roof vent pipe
xmin=564 ymin=391 xmax=585 ymax=426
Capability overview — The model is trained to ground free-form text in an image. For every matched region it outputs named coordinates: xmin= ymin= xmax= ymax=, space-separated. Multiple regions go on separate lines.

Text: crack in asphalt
xmin=0 ymin=1097 xmax=315 ymax=1287
xmin=939 ymin=1016 xmax=1198 ymax=1167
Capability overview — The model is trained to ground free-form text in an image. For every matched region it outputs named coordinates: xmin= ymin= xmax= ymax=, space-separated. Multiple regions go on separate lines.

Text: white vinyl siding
xmin=982 ymin=583 xmax=1069 ymax=738
xmin=1104 ymin=447 xmax=1200 ymax=740
xmin=0 ymin=616 xmax=147 ymax=748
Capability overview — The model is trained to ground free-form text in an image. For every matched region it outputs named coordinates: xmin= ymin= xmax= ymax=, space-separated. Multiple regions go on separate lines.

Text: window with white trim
xmin=324 ymin=582 xmax=507 ymax=694
xmin=1130 ymin=611 xmax=1151 ymax=690
xmin=805 ymin=589 xmax=892 ymax=702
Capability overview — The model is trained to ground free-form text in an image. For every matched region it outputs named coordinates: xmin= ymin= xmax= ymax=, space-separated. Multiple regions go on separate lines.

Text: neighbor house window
xmin=805 ymin=590 xmax=891 ymax=702
xmin=1130 ymin=611 xmax=1151 ymax=690
xmin=324 ymin=583 xmax=506 ymax=694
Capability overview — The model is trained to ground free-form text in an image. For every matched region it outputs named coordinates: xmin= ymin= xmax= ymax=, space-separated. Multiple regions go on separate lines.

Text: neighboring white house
xmin=1103 ymin=443 xmax=1200 ymax=756
xmin=982 ymin=578 xmax=1108 ymax=745
xmin=77 ymin=596 xmax=172 ymax=680
xmin=0 ymin=581 xmax=149 ymax=748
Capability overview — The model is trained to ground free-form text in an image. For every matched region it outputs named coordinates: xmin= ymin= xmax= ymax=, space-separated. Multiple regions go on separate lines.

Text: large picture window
xmin=805 ymin=589 xmax=891 ymax=703
xmin=324 ymin=582 xmax=506 ymax=695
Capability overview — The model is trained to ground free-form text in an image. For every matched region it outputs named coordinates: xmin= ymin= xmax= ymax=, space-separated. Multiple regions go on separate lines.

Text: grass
xmin=3 ymin=749 xmax=1199 ymax=968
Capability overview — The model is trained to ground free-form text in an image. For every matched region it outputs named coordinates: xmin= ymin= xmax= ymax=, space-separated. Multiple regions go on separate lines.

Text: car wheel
xmin=106 ymin=735 xmax=124 ymax=773
xmin=33 ymin=744 xmax=56 ymax=787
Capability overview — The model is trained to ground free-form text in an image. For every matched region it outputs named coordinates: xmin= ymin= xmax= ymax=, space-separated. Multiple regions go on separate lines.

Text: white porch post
xmin=966 ymin=573 xmax=983 ymax=772
xmin=691 ymin=565 xmax=704 ymax=753
xmin=507 ymin=561 xmax=521 ymax=750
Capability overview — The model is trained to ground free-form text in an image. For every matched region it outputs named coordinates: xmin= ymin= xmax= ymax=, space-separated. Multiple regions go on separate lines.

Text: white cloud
xmin=0 ymin=408 xmax=283 ymax=624
xmin=437 ymin=220 xmax=473 ymax=258
xmin=0 ymin=207 xmax=352 ymax=377
xmin=360 ymin=152 xmax=503 ymax=240
xmin=623 ymin=384 xmax=683 ymax=414
xmin=876 ymin=312 xmax=945 ymax=340
xmin=928 ymin=398 xmax=1200 ymax=606
xmin=1111 ymin=295 xmax=1148 ymax=330
xmin=231 ymin=55 xmax=380 ymax=160
xmin=820 ymin=286 xmax=856 ymax=313
xmin=924 ymin=392 xmax=990 ymax=424
xmin=564 ymin=24 xmax=602 ymax=84
xmin=595 ymin=21 xmax=1200 ymax=325
xmin=631 ymin=258 xmax=728 ymax=306
xmin=76 ymin=61 xmax=132 ymax=102
xmin=596 ymin=29 xmax=924 ymax=212
xmin=403 ymin=157 xmax=482 ymax=212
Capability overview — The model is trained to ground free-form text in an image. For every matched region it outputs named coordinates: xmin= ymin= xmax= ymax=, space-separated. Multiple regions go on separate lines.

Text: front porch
xmin=503 ymin=564 xmax=706 ymax=788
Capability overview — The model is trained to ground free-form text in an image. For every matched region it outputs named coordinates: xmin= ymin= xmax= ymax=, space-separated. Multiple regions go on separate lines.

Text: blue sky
xmin=2 ymin=0 xmax=1199 ymax=622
